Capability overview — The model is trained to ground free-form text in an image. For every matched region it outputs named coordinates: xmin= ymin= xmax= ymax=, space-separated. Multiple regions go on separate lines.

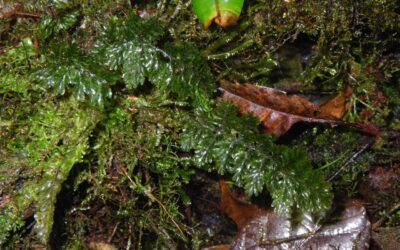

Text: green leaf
xmin=95 ymin=14 xmax=216 ymax=111
xmin=38 ymin=9 xmax=80 ymax=40
xmin=181 ymin=102 xmax=332 ymax=216
xmin=193 ymin=0 xmax=245 ymax=28
xmin=31 ymin=44 xmax=112 ymax=106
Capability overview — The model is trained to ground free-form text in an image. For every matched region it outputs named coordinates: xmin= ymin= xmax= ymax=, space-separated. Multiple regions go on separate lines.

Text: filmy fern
xmin=181 ymin=102 xmax=333 ymax=216
xmin=95 ymin=15 xmax=215 ymax=110
xmin=32 ymin=44 xmax=112 ymax=106
xmin=38 ymin=9 xmax=80 ymax=40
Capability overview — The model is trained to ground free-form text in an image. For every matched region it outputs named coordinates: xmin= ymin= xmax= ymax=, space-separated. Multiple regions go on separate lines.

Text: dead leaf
xmin=219 ymin=182 xmax=371 ymax=250
xmin=202 ymin=245 xmax=230 ymax=250
xmin=320 ymin=86 xmax=353 ymax=119
xmin=219 ymin=180 xmax=262 ymax=230
xmin=87 ymin=242 xmax=117 ymax=250
xmin=219 ymin=80 xmax=345 ymax=136
xmin=356 ymin=122 xmax=381 ymax=136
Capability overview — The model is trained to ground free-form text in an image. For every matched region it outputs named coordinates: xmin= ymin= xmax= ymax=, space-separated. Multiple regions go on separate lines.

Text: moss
xmin=60 ymin=95 xmax=194 ymax=248
xmin=1 ymin=0 xmax=399 ymax=248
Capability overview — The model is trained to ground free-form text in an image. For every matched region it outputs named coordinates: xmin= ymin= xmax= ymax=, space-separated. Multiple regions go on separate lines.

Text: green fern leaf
xmin=95 ymin=15 xmax=215 ymax=110
xmin=181 ymin=102 xmax=332 ymax=215
xmin=38 ymin=9 xmax=80 ymax=40
xmin=31 ymin=44 xmax=112 ymax=106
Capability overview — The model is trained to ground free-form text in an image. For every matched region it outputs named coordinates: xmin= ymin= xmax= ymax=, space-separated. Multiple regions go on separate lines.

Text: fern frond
xmin=31 ymin=44 xmax=112 ymax=106
xmin=181 ymin=102 xmax=333 ymax=215
xmin=38 ymin=9 xmax=80 ymax=40
xmin=95 ymin=15 xmax=215 ymax=110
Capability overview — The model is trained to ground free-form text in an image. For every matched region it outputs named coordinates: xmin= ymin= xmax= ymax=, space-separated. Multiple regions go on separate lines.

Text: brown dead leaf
xmin=218 ymin=182 xmax=371 ymax=250
xmin=219 ymin=80 xmax=345 ymax=136
xmin=231 ymin=201 xmax=371 ymax=249
xmin=87 ymin=242 xmax=117 ymax=250
xmin=202 ymin=245 xmax=230 ymax=250
xmin=320 ymin=86 xmax=353 ymax=119
xmin=219 ymin=180 xmax=261 ymax=230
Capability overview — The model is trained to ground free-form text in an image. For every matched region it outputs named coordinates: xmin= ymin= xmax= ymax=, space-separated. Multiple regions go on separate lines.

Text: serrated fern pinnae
xmin=95 ymin=15 xmax=215 ymax=111
xmin=181 ymin=102 xmax=333 ymax=215
xmin=38 ymin=9 xmax=80 ymax=40
xmin=31 ymin=45 xmax=112 ymax=106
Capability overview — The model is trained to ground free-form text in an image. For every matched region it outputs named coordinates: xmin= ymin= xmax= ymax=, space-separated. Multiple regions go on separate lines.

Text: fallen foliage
xmin=218 ymin=181 xmax=371 ymax=250
xmin=219 ymin=80 xmax=351 ymax=136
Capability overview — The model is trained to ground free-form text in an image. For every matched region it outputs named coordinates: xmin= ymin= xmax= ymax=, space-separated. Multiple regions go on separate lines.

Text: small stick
xmin=14 ymin=12 xmax=42 ymax=18
xmin=372 ymin=202 xmax=400 ymax=230
xmin=247 ymin=232 xmax=317 ymax=249
xmin=328 ymin=138 xmax=374 ymax=182
xmin=120 ymin=168 xmax=185 ymax=235
xmin=107 ymin=222 xmax=120 ymax=243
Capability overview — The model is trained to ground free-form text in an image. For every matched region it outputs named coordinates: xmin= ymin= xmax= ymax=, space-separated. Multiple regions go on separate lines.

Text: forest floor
xmin=0 ymin=1 xmax=399 ymax=249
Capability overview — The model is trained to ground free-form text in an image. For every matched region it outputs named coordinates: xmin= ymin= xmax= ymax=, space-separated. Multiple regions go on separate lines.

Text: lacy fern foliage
xmin=95 ymin=15 xmax=215 ymax=110
xmin=32 ymin=45 xmax=112 ymax=106
xmin=181 ymin=102 xmax=333 ymax=215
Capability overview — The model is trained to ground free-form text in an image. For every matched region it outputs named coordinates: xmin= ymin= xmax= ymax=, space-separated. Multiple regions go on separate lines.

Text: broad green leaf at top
xmin=193 ymin=0 xmax=245 ymax=28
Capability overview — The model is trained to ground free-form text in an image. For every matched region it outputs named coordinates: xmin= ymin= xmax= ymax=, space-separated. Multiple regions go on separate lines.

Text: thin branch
xmin=120 ymin=168 xmax=185 ymax=235
xmin=372 ymin=202 xmax=400 ymax=230
xmin=247 ymin=232 xmax=316 ymax=249
xmin=107 ymin=222 xmax=120 ymax=243
xmin=13 ymin=12 xmax=42 ymax=18
xmin=328 ymin=138 xmax=374 ymax=182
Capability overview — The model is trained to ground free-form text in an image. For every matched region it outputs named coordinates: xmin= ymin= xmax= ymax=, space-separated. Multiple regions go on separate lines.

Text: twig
xmin=372 ymin=202 xmax=400 ymax=230
xmin=13 ymin=12 xmax=42 ymax=18
xmin=328 ymin=138 xmax=374 ymax=182
xmin=107 ymin=222 xmax=120 ymax=243
xmin=120 ymin=168 xmax=185 ymax=235
xmin=247 ymin=232 xmax=316 ymax=249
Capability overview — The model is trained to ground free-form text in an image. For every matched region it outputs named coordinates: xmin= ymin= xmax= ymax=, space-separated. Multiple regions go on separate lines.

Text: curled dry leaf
xmin=320 ymin=86 xmax=353 ymax=119
xmin=230 ymin=201 xmax=371 ymax=250
xmin=219 ymin=80 xmax=352 ymax=136
xmin=219 ymin=180 xmax=262 ymax=230
xmin=218 ymin=181 xmax=371 ymax=250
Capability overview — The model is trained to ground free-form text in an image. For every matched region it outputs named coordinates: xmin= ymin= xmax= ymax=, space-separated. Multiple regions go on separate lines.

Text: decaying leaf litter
xmin=0 ymin=0 xmax=399 ymax=249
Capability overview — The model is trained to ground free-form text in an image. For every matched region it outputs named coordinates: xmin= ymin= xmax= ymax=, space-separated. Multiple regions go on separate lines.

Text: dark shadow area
xmin=49 ymin=163 xmax=90 ymax=249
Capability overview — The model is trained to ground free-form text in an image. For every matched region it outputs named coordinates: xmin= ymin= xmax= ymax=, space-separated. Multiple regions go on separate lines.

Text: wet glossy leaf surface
xmin=219 ymin=182 xmax=371 ymax=250
xmin=231 ymin=201 xmax=371 ymax=250
xmin=219 ymin=80 xmax=349 ymax=136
